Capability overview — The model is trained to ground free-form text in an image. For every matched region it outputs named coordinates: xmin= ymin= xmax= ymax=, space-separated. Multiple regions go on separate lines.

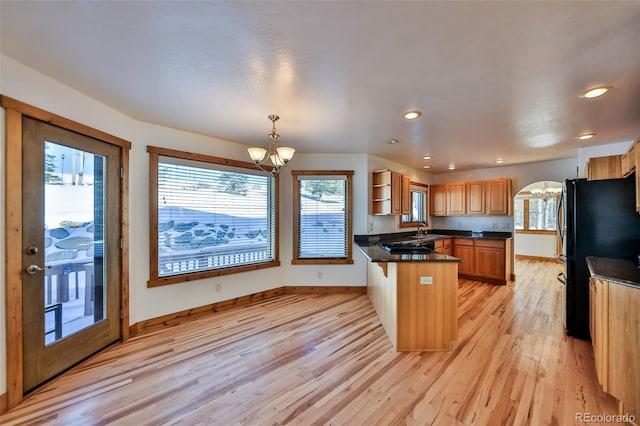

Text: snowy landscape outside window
xmin=147 ymin=146 xmax=279 ymax=286
xmin=514 ymin=196 xmax=558 ymax=232
xmin=292 ymin=171 xmax=354 ymax=264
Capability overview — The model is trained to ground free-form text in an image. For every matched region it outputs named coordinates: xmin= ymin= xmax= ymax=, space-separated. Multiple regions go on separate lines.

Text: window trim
xmin=399 ymin=181 xmax=429 ymax=228
xmin=514 ymin=196 xmax=559 ymax=233
xmin=291 ymin=170 xmax=354 ymax=265
xmin=147 ymin=145 xmax=280 ymax=287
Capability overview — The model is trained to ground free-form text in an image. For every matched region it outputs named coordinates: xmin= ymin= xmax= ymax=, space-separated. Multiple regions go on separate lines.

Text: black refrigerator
xmin=561 ymin=174 xmax=640 ymax=341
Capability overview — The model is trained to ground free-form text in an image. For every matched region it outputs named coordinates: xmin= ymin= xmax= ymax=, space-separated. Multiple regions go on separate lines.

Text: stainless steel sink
xmin=378 ymin=239 xmax=435 ymax=254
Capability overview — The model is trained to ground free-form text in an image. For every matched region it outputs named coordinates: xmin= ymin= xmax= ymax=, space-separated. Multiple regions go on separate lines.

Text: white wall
xmin=281 ymin=153 xmax=370 ymax=287
xmin=514 ymin=233 xmax=557 ymax=258
xmin=1 ymin=55 xmax=438 ymax=395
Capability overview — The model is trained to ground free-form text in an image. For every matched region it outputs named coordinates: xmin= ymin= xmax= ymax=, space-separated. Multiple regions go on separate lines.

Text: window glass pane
xmin=157 ymin=160 xmax=275 ymax=277
xmin=412 ymin=191 xmax=426 ymax=222
xmin=528 ymin=197 xmax=557 ymax=231
xmin=514 ymin=198 xmax=524 ymax=229
xmin=401 ymin=187 xmax=427 ymax=224
xmin=297 ymin=177 xmax=347 ymax=258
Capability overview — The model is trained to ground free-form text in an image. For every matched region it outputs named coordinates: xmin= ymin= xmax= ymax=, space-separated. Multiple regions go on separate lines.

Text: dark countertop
xmin=354 ymin=229 xmax=512 ymax=245
xmin=355 ymin=242 xmax=462 ymax=263
xmin=354 ymin=229 xmax=511 ymax=263
xmin=586 ymin=257 xmax=640 ymax=289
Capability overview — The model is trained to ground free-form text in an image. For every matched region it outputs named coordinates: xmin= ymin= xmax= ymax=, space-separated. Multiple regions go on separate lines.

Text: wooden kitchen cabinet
xmin=372 ymin=170 xmax=411 ymax=215
xmin=474 ymin=239 xmax=506 ymax=281
xmin=466 ymin=181 xmax=485 ymax=214
xmin=587 ymin=155 xmax=622 ymax=181
xmin=401 ymin=174 xmax=411 ymax=215
xmin=447 ymin=182 xmax=466 ymax=215
xmin=485 ymin=178 xmax=511 ymax=215
xmin=622 ymin=142 xmax=636 ymax=177
xmin=430 ymin=178 xmax=511 ymax=216
xmin=589 ymin=275 xmax=640 ymax=422
xmin=589 ymin=278 xmax=609 ymax=391
xmin=454 ymin=238 xmax=512 ymax=285
xmin=372 ymin=170 xmax=400 ymax=215
xmin=434 ymin=238 xmax=452 ymax=255
xmin=391 ymin=172 xmax=403 ymax=215
xmin=453 ymin=238 xmax=475 ymax=275
xmin=430 ymin=184 xmax=447 ymax=216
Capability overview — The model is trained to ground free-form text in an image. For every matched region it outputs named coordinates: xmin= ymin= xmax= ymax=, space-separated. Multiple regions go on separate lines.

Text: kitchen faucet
xmin=416 ymin=223 xmax=426 ymax=237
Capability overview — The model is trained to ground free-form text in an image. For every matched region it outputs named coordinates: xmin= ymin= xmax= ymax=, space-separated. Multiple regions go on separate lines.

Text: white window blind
xmin=157 ymin=157 xmax=275 ymax=277
xmin=296 ymin=175 xmax=348 ymax=259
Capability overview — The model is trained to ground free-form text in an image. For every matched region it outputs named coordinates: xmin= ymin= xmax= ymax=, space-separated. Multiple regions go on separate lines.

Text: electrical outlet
xmin=215 ymin=283 xmax=222 ymax=292
xmin=420 ymin=276 xmax=433 ymax=285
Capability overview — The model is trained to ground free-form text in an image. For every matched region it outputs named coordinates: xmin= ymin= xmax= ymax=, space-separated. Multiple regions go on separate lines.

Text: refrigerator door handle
xmin=557 ymin=272 xmax=566 ymax=285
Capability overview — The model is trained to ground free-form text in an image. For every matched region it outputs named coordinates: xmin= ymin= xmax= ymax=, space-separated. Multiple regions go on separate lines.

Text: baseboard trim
xmin=131 ymin=286 xmax=366 ymax=337
xmin=516 ymin=254 xmax=560 ymax=263
xmin=284 ymin=286 xmax=367 ymax=295
xmin=0 ymin=392 xmax=7 ymax=414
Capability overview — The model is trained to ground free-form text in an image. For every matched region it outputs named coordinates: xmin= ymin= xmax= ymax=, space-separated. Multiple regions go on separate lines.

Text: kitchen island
xmin=356 ymin=239 xmax=461 ymax=351
xmin=586 ymin=257 xmax=639 ymax=424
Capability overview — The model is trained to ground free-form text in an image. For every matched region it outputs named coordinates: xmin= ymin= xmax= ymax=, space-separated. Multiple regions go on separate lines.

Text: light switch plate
xmin=420 ymin=276 xmax=433 ymax=285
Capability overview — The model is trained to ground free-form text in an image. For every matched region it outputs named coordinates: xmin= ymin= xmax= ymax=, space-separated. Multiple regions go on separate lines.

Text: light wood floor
xmin=1 ymin=260 xmax=618 ymax=425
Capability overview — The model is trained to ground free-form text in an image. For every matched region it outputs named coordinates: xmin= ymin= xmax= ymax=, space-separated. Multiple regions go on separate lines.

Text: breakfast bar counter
xmin=356 ymin=236 xmax=461 ymax=352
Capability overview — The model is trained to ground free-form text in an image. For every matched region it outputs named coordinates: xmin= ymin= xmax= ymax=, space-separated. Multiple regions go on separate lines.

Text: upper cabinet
xmin=401 ymin=174 xmax=411 ymax=215
xmin=431 ymin=178 xmax=512 ymax=216
xmin=430 ymin=184 xmax=447 ymax=216
xmin=485 ymin=178 xmax=512 ymax=215
xmin=466 ymin=181 xmax=485 ymax=215
xmin=372 ymin=170 xmax=412 ymax=216
xmin=447 ymin=182 xmax=466 ymax=215
xmin=588 ymin=139 xmax=640 ymax=214
xmin=587 ymin=154 xmax=622 ymax=181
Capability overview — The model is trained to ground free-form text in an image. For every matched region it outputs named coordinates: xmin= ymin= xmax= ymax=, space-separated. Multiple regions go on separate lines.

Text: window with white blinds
xmin=147 ymin=146 xmax=279 ymax=286
xmin=292 ymin=171 xmax=353 ymax=264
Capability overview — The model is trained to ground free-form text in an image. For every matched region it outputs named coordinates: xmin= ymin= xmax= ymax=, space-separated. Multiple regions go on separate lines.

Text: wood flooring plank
xmin=0 ymin=260 xmax=619 ymax=425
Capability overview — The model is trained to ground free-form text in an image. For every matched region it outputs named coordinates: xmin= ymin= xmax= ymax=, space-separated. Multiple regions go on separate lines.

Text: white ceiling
xmin=2 ymin=1 xmax=640 ymax=173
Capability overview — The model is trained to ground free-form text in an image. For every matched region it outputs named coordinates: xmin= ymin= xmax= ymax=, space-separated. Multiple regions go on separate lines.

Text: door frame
xmin=2 ymin=96 xmax=131 ymax=409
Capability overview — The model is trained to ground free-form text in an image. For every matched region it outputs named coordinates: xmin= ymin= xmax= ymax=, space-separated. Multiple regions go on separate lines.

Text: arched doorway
xmin=513 ymin=181 xmax=562 ymax=262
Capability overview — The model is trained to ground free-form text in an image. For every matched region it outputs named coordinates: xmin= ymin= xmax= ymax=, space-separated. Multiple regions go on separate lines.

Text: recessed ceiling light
xmin=494 ymin=159 xmax=504 ymax=164
xmin=580 ymin=86 xmax=612 ymax=99
xmin=386 ymin=138 xmax=398 ymax=144
xmin=448 ymin=165 xmax=456 ymax=170
xmin=423 ymin=155 xmax=432 ymax=160
xmin=576 ymin=133 xmax=596 ymax=140
xmin=423 ymin=165 xmax=431 ymax=169
xmin=403 ymin=111 xmax=422 ymax=120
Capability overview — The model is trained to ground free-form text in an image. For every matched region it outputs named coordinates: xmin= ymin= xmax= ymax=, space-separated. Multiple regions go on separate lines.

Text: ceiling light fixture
xmin=448 ymin=165 xmax=456 ymax=170
xmin=576 ymin=133 xmax=596 ymax=140
xmin=386 ymin=139 xmax=398 ymax=144
xmin=423 ymin=155 xmax=432 ymax=160
xmin=403 ymin=111 xmax=422 ymax=120
xmin=580 ymin=86 xmax=612 ymax=99
xmin=423 ymin=165 xmax=431 ymax=169
xmin=247 ymin=114 xmax=295 ymax=175
xmin=494 ymin=159 xmax=504 ymax=164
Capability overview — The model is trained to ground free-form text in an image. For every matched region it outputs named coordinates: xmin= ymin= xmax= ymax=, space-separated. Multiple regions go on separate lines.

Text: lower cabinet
xmin=453 ymin=238 xmax=512 ymax=285
xmin=453 ymin=238 xmax=475 ymax=275
xmin=590 ymin=277 xmax=639 ymax=422
xmin=434 ymin=238 xmax=452 ymax=256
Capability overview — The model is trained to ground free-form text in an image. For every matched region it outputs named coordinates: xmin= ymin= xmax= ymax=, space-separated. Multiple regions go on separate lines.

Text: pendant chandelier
xmin=247 ymin=114 xmax=295 ymax=175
